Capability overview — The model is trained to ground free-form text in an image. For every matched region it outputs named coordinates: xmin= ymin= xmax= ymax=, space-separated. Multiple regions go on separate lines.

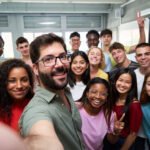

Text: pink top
xmin=79 ymin=107 xmax=114 ymax=150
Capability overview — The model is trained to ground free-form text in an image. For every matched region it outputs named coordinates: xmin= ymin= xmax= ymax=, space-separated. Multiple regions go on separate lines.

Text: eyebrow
xmin=136 ymin=52 xmax=150 ymax=56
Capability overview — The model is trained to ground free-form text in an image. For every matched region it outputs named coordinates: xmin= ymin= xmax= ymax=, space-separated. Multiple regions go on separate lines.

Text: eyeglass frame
xmin=35 ymin=53 xmax=71 ymax=67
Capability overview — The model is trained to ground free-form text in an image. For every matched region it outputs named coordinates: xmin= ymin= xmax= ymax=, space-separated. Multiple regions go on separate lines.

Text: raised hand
xmin=113 ymin=112 xmax=125 ymax=136
xmin=136 ymin=11 xmax=145 ymax=28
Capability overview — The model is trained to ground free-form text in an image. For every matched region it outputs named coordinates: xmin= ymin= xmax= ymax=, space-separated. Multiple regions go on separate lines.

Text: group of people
xmin=0 ymin=13 xmax=150 ymax=150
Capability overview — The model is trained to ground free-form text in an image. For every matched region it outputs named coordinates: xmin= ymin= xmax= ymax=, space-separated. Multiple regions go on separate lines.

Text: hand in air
xmin=136 ymin=11 xmax=145 ymax=28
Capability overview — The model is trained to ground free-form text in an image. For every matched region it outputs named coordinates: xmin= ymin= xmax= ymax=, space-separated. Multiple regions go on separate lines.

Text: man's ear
xmin=32 ymin=64 xmax=39 ymax=76
xmin=135 ymin=55 xmax=137 ymax=62
xmin=16 ymin=46 xmax=20 ymax=52
xmin=69 ymin=40 xmax=72 ymax=45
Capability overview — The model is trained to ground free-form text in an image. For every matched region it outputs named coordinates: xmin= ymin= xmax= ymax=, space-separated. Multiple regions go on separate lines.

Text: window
xmin=1 ymin=32 xmax=14 ymax=58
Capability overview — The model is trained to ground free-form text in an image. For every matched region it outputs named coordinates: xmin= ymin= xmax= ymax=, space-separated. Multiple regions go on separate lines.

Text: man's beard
xmin=39 ymin=67 xmax=68 ymax=90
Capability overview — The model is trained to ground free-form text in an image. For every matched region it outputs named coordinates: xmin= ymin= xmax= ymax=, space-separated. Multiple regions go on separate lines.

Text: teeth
xmin=93 ymin=100 xmax=101 ymax=104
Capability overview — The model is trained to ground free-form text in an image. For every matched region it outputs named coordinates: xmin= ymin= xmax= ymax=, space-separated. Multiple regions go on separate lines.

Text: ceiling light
xmin=39 ymin=22 xmax=55 ymax=25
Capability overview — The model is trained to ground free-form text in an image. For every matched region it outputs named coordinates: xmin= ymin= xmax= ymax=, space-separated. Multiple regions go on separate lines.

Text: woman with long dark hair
xmin=110 ymin=68 xmax=142 ymax=150
xmin=0 ymin=59 xmax=34 ymax=132
xmin=68 ymin=51 xmax=90 ymax=101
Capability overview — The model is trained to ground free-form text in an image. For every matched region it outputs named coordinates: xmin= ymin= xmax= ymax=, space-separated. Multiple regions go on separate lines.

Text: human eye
xmin=146 ymin=81 xmax=150 ymax=86
xmin=90 ymin=52 xmax=94 ymax=55
xmin=72 ymin=60 xmax=77 ymax=64
xmin=136 ymin=53 xmax=142 ymax=57
xmin=21 ymin=77 xmax=29 ymax=82
xmin=43 ymin=56 xmax=54 ymax=63
xmin=100 ymin=93 xmax=108 ymax=97
xmin=7 ymin=79 xmax=16 ymax=83
xmin=145 ymin=52 xmax=150 ymax=56
xmin=80 ymin=60 xmax=86 ymax=64
xmin=96 ymin=53 xmax=101 ymax=56
xmin=60 ymin=54 xmax=71 ymax=62
xmin=118 ymin=78 xmax=123 ymax=82
xmin=60 ymin=54 xmax=67 ymax=60
xmin=90 ymin=89 xmax=97 ymax=94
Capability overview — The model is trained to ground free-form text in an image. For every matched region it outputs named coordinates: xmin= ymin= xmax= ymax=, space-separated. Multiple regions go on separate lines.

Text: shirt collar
xmin=35 ymin=86 xmax=56 ymax=103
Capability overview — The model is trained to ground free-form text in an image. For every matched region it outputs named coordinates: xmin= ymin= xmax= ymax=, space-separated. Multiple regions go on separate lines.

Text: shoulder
xmin=129 ymin=100 xmax=141 ymax=110
xmin=75 ymin=102 xmax=83 ymax=109
xmin=129 ymin=61 xmax=139 ymax=69
xmin=97 ymin=69 xmax=108 ymax=80
xmin=131 ymin=99 xmax=140 ymax=104
xmin=19 ymin=95 xmax=57 ymax=137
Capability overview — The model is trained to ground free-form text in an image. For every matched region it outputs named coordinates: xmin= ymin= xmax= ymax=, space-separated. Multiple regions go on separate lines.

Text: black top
xmin=108 ymin=61 xmax=139 ymax=82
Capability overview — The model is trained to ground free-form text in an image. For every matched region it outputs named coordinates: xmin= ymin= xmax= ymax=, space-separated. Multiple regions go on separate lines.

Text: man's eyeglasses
xmin=36 ymin=54 xmax=71 ymax=67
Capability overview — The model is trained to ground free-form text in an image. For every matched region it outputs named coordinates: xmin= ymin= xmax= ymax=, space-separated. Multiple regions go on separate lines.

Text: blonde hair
xmin=87 ymin=46 xmax=105 ymax=69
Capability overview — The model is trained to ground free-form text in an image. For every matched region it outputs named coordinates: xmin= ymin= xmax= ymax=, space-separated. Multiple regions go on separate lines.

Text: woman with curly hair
xmin=77 ymin=77 xmax=124 ymax=150
xmin=87 ymin=46 xmax=108 ymax=80
xmin=0 ymin=58 xmax=34 ymax=132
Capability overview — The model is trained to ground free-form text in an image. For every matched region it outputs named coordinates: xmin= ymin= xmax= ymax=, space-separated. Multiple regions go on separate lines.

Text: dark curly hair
xmin=0 ymin=59 xmax=34 ymax=123
xmin=79 ymin=77 xmax=113 ymax=127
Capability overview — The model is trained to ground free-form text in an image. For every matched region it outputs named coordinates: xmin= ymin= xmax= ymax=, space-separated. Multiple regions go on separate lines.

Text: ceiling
xmin=0 ymin=0 xmax=127 ymax=4
xmin=0 ymin=0 xmax=130 ymax=14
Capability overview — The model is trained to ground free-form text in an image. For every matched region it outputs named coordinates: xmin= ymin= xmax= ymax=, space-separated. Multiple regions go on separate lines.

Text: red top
xmin=0 ymin=99 xmax=30 ymax=132
xmin=113 ymin=101 xmax=142 ymax=138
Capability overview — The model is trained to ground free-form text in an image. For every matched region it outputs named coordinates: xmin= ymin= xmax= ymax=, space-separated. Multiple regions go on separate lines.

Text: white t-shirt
xmin=68 ymin=81 xmax=86 ymax=101
xmin=134 ymin=68 xmax=146 ymax=138
xmin=134 ymin=68 xmax=145 ymax=100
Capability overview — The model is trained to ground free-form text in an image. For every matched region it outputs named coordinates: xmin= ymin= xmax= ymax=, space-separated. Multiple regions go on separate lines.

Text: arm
xmin=107 ymin=133 xmax=119 ymax=144
xmin=129 ymin=12 xmax=146 ymax=53
xmin=121 ymin=101 xmax=142 ymax=150
xmin=24 ymin=120 xmax=64 ymax=150
xmin=120 ymin=132 xmax=137 ymax=150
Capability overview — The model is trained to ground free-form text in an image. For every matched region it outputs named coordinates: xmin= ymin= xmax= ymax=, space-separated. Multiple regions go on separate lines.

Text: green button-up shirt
xmin=20 ymin=86 xmax=84 ymax=150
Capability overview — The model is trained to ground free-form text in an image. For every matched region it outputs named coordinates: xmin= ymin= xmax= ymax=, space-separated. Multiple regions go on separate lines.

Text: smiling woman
xmin=68 ymin=51 xmax=90 ymax=101
xmin=0 ymin=59 xmax=34 ymax=132
xmin=77 ymin=77 xmax=124 ymax=150
xmin=105 ymin=68 xmax=142 ymax=150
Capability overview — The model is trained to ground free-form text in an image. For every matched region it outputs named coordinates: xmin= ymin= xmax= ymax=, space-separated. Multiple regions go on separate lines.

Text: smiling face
xmin=86 ymin=83 xmax=108 ymax=109
xmin=70 ymin=36 xmax=81 ymax=51
xmin=111 ymin=48 xmax=126 ymax=65
xmin=17 ymin=42 xmax=30 ymax=57
xmin=87 ymin=34 xmax=99 ymax=48
xmin=136 ymin=46 xmax=150 ymax=69
xmin=71 ymin=55 xmax=88 ymax=78
xmin=146 ymin=76 xmax=150 ymax=96
xmin=100 ymin=34 xmax=112 ymax=47
xmin=33 ymin=42 xmax=70 ymax=90
xmin=88 ymin=47 xmax=102 ymax=67
xmin=7 ymin=67 xmax=30 ymax=102
xmin=116 ymin=73 xmax=132 ymax=95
